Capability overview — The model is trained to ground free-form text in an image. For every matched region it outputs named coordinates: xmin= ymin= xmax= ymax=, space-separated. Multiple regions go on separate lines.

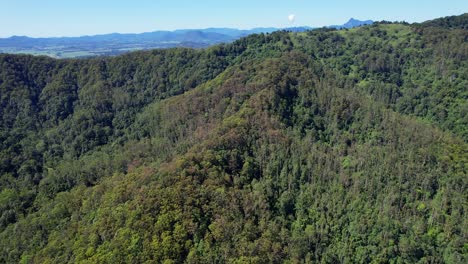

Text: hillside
xmin=0 ymin=15 xmax=467 ymax=263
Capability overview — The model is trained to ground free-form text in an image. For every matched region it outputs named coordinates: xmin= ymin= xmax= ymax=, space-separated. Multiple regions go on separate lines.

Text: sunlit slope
xmin=0 ymin=15 xmax=466 ymax=263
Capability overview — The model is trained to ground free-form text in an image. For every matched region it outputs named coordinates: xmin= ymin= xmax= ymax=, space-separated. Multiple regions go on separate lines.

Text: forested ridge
xmin=0 ymin=14 xmax=467 ymax=263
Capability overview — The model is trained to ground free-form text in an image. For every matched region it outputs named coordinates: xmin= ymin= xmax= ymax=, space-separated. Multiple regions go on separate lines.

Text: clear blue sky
xmin=1 ymin=0 xmax=466 ymax=37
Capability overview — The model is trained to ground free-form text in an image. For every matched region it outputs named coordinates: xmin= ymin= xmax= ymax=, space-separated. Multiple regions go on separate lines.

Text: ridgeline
xmin=0 ymin=14 xmax=467 ymax=263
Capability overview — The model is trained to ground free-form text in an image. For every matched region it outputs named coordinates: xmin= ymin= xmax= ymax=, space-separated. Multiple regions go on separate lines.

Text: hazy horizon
xmin=2 ymin=17 xmax=364 ymax=39
xmin=1 ymin=0 xmax=466 ymax=38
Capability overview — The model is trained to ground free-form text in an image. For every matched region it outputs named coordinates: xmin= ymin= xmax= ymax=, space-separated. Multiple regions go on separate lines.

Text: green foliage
xmin=0 ymin=15 xmax=467 ymax=263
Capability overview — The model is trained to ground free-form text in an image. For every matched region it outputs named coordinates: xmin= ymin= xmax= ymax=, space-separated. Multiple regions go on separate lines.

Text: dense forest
xmin=0 ymin=14 xmax=467 ymax=263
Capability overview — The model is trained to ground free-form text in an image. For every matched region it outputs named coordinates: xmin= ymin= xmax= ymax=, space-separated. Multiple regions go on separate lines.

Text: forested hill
xmin=0 ymin=14 xmax=467 ymax=263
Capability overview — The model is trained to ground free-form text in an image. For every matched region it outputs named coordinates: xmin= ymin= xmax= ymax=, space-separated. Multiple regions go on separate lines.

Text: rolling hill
xmin=0 ymin=14 xmax=466 ymax=263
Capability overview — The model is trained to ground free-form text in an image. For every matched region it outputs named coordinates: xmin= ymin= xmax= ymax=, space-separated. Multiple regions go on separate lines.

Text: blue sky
xmin=1 ymin=0 xmax=466 ymax=37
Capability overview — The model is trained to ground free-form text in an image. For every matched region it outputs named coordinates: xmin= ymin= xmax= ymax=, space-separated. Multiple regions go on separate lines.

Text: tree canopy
xmin=0 ymin=14 xmax=467 ymax=263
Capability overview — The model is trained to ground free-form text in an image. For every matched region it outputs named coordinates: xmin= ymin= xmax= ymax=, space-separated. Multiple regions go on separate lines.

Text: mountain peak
xmin=342 ymin=18 xmax=374 ymax=28
xmin=328 ymin=18 xmax=373 ymax=29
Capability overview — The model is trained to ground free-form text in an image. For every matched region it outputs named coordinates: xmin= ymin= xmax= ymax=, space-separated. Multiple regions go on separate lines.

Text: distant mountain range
xmin=0 ymin=18 xmax=373 ymax=58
